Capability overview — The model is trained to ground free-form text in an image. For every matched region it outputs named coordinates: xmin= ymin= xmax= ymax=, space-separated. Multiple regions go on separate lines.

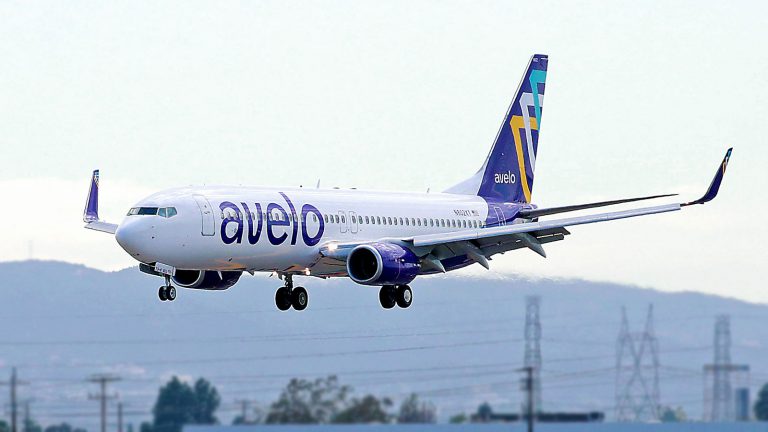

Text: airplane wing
xmin=318 ymin=148 xmax=732 ymax=271
xmin=82 ymin=169 xmax=118 ymax=235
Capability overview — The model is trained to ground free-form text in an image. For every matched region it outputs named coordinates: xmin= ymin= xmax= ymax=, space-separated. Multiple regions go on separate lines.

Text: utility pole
xmin=519 ymin=367 xmax=534 ymax=432
xmin=88 ymin=374 xmax=120 ymax=432
xmin=523 ymin=296 xmax=542 ymax=414
xmin=703 ymin=315 xmax=750 ymax=421
xmin=1 ymin=368 xmax=29 ymax=432
xmin=22 ymin=399 xmax=34 ymax=432
xmin=117 ymin=402 xmax=124 ymax=432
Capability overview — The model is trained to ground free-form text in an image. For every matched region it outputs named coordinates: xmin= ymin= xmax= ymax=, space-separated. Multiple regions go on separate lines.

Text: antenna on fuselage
xmin=316 ymin=179 xmax=321 ymax=189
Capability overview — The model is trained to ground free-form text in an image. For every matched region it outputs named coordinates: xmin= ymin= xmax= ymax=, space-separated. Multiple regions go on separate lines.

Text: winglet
xmin=83 ymin=169 xmax=100 ymax=222
xmin=683 ymin=148 xmax=733 ymax=206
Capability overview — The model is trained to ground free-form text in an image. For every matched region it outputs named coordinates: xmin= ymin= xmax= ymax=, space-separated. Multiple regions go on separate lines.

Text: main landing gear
xmin=379 ymin=285 xmax=412 ymax=309
xmin=158 ymin=275 xmax=177 ymax=302
xmin=275 ymin=274 xmax=308 ymax=311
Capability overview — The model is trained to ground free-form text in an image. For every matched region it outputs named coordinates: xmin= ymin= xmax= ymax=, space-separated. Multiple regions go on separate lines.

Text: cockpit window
xmin=127 ymin=207 xmax=177 ymax=217
xmin=138 ymin=207 xmax=159 ymax=215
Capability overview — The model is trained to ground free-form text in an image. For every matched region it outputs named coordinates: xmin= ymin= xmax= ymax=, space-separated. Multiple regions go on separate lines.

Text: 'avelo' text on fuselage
xmin=219 ymin=192 xmax=324 ymax=247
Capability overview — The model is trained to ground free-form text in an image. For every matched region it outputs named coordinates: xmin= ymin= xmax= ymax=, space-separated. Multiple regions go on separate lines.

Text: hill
xmin=0 ymin=260 xmax=765 ymax=429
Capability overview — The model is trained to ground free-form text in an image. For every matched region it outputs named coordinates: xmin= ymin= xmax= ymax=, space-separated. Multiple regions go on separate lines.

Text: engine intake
xmin=172 ymin=270 xmax=242 ymax=290
xmin=346 ymin=242 xmax=420 ymax=286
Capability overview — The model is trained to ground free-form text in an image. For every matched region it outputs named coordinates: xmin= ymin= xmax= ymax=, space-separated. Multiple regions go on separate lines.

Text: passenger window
xmin=341 ymin=215 xmax=345 ymax=223
xmin=387 ymin=217 xmax=392 ymax=225
xmin=405 ymin=218 xmax=410 ymax=226
xmin=398 ymin=217 xmax=402 ymax=225
xmin=376 ymin=216 xmax=381 ymax=224
xmin=430 ymin=219 xmax=434 ymax=227
xmin=365 ymin=216 xmax=369 ymax=224
xmin=416 ymin=219 xmax=421 ymax=227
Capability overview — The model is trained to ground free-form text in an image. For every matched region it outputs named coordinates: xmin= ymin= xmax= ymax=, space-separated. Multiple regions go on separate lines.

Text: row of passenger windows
xmin=221 ymin=211 xmax=485 ymax=229
xmin=323 ymin=214 xmax=485 ymax=229
xmin=127 ymin=207 xmax=178 ymax=218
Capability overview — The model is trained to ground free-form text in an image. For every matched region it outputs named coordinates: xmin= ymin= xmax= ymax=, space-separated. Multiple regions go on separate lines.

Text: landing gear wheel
xmin=158 ymin=286 xmax=167 ymax=301
xmin=166 ymin=286 xmax=177 ymax=301
xmin=291 ymin=287 xmax=308 ymax=311
xmin=395 ymin=285 xmax=412 ymax=308
xmin=275 ymin=287 xmax=292 ymax=311
xmin=379 ymin=285 xmax=396 ymax=309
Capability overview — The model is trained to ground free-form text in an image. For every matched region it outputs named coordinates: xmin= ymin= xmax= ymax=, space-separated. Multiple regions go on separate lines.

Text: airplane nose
xmin=115 ymin=219 xmax=154 ymax=259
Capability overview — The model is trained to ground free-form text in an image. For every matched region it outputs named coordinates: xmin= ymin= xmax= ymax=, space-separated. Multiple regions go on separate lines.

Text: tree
xmin=192 ymin=378 xmax=220 ymax=424
xmin=265 ymin=376 xmax=350 ymax=424
xmin=332 ymin=395 xmax=392 ymax=424
xmin=449 ymin=413 xmax=468 ymax=424
xmin=0 ymin=420 xmax=9 ymax=432
xmin=756 ymin=383 xmax=768 ymax=421
xmin=659 ymin=406 xmax=687 ymax=422
xmin=397 ymin=394 xmax=436 ymax=424
xmin=148 ymin=376 xmax=221 ymax=432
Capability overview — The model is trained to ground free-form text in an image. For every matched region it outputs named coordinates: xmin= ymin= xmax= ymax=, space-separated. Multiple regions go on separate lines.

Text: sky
xmin=1 ymin=1 xmax=767 ymax=302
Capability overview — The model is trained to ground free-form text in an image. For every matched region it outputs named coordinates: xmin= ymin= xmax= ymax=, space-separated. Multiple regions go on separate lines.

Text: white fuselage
xmin=114 ymin=186 xmax=507 ymax=277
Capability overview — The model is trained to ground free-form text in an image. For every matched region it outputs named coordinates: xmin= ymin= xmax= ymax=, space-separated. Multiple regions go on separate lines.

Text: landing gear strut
xmin=379 ymin=285 xmax=412 ymax=309
xmin=275 ymin=274 xmax=308 ymax=311
xmin=159 ymin=275 xmax=176 ymax=302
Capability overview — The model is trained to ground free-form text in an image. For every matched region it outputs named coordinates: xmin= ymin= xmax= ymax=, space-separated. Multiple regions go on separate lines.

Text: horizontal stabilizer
xmin=85 ymin=221 xmax=118 ymax=234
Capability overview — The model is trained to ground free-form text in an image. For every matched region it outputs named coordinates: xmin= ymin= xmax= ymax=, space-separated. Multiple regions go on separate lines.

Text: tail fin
xmin=83 ymin=169 xmax=100 ymax=222
xmin=445 ymin=54 xmax=548 ymax=203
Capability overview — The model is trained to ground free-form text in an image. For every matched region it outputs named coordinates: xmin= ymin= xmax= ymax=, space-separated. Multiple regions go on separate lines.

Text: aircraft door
xmin=349 ymin=211 xmax=359 ymax=234
xmin=493 ymin=206 xmax=506 ymax=227
xmin=338 ymin=211 xmax=348 ymax=233
xmin=193 ymin=195 xmax=216 ymax=236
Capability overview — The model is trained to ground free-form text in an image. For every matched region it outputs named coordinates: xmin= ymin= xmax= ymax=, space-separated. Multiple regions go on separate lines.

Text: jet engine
xmin=172 ymin=270 xmax=242 ymax=290
xmin=346 ymin=242 xmax=420 ymax=286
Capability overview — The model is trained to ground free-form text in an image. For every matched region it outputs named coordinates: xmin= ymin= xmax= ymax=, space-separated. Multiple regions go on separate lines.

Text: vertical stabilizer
xmin=445 ymin=54 xmax=548 ymax=203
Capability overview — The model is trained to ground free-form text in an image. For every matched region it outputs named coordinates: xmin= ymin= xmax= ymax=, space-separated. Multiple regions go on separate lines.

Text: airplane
xmin=83 ymin=54 xmax=733 ymax=311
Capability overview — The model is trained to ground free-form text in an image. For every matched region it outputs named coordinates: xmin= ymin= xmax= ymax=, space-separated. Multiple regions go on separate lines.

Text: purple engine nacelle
xmin=346 ymin=242 xmax=420 ymax=286
xmin=172 ymin=270 xmax=242 ymax=290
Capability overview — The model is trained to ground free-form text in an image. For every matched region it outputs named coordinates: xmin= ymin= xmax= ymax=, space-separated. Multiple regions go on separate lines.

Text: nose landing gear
xmin=158 ymin=275 xmax=177 ymax=302
xmin=274 ymin=274 xmax=308 ymax=311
